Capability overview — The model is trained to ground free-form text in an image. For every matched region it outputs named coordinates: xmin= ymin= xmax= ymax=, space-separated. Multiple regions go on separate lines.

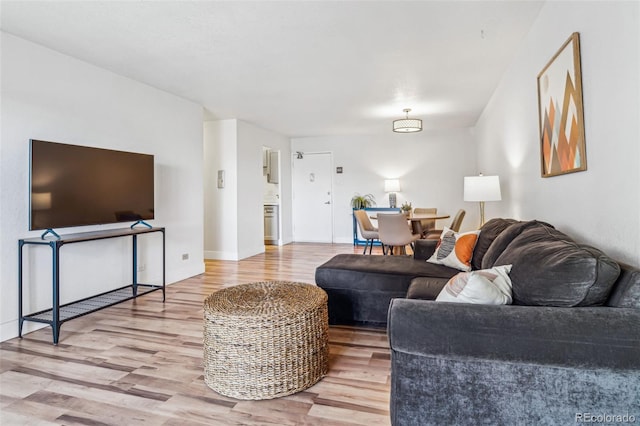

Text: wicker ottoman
xmin=203 ymin=281 xmax=329 ymax=400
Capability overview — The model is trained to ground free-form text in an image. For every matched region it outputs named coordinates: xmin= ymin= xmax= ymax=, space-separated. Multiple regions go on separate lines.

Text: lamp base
xmin=389 ymin=193 xmax=397 ymax=208
xmin=479 ymin=201 xmax=486 ymax=227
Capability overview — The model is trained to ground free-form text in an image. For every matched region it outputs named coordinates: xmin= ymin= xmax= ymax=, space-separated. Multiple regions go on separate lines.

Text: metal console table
xmin=18 ymin=227 xmax=165 ymax=344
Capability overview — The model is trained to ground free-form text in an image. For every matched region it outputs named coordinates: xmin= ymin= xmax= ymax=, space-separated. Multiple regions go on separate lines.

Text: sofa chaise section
xmin=315 ymin=250 xmax=458 ymax=327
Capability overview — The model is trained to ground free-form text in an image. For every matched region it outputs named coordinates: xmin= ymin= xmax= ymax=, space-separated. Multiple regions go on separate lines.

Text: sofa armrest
xmin=413 ymin=239 xmax=438 ymax=261
xmin=388 ymin=299 xmax=640 ymax=370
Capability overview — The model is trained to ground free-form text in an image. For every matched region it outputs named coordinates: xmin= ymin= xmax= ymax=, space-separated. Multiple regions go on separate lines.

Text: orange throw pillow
xmin=427 ymin=227 xmax=480 ymax=271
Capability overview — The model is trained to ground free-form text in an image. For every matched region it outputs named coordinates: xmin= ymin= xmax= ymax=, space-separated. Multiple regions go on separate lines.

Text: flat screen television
xmin=30 ymin=139 xmax=154 ymax=231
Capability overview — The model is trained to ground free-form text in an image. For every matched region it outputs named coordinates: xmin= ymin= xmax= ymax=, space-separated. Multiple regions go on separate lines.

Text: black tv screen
xmin=30 ymin=140 xmax=154 ymax=230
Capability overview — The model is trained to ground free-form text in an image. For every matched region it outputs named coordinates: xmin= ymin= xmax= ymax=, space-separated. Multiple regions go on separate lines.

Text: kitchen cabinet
xmin=264 ymin=205 xmax=279 ymax=244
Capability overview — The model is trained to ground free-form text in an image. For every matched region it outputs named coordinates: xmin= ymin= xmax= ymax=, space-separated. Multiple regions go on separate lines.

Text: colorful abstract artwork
xmin=537 ymin=33 xmax=586 ymax=177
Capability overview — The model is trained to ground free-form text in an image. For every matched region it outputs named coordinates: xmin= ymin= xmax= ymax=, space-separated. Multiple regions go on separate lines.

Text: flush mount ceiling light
xmin=393 ymin=108 xmax=422 ymax=133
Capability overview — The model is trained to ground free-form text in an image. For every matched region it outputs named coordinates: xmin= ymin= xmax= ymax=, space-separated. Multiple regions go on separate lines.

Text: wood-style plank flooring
xmin=0 ymin=243 xmax=392 ymax=425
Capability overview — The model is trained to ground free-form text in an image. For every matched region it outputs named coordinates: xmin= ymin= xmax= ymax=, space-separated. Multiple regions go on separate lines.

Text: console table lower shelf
xmin=22 ymin=284 xmax=162 ymax=329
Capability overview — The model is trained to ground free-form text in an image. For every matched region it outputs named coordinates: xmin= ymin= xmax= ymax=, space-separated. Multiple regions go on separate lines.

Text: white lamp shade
xmin=384 ymin=179 xmax=401 ymax=192
xmin=464 ymin=175 xmax=501 ymax=202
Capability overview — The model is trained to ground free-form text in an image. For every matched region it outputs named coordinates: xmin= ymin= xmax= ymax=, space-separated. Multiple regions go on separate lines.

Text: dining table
xmin=371 ymin=212 xmax=450 ymax=238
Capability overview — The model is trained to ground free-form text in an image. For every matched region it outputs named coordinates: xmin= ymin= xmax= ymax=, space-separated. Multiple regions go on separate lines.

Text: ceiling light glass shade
xmin=393 ymin=108 xmax=422 ymax=133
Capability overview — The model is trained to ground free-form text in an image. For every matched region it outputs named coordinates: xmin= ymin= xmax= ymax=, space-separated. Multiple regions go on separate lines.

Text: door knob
xmin=324 ymin=201 xmax=331 ymax=204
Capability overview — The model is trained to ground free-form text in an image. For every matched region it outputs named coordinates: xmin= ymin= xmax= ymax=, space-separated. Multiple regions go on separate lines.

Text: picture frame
xmin=537 ymin=32 xmax=587 ymax=177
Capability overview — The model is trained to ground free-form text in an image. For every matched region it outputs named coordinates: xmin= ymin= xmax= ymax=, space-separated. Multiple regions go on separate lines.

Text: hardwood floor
xmin=0 ymin=243 xmax=392 ymax=425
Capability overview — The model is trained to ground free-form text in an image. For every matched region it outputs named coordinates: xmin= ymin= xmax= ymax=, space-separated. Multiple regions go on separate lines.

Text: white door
xmin=292 ymin=152 xmax=333 ymax=242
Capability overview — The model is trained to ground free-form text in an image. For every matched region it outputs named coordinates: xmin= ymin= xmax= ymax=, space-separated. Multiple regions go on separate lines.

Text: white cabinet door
xmin=268 ymin=150 xmax=279 ymax=184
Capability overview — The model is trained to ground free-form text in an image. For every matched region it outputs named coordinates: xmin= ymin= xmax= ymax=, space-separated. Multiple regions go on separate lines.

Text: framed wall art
xmin=537 ymin=32 xmax=586 ymax=177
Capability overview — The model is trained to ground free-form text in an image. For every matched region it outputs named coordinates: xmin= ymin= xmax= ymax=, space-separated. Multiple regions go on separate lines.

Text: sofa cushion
xmin=407 ymin=277 xmax=449 ymax=300
xmin=427 ymin=228 xmax=480 ymax=271
xmin=494 ymin=223 xmax=620 ymax=307
xmin=481 ymin=220 xmax=554 ymax=269
xmin=436 ymin=265 xmax=513 ymax=305
xmin=471 ymin=218 xmax=518 ymax=270
xmin=412 ymin=239 xmax=439 ymax=261
xmin=606 ymin=262 xmax=640 ymax=309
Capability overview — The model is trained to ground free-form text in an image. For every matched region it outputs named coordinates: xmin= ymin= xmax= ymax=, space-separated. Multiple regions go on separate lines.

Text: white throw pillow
xmin=436 ymin=264 xmax=513 ymax=305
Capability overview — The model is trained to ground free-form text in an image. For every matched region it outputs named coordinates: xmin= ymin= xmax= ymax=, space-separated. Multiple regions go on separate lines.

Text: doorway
xmin=292 ymin=152 xmax=333 ymax=242
xmin=263 ymin=146 xmax=280 ymax=245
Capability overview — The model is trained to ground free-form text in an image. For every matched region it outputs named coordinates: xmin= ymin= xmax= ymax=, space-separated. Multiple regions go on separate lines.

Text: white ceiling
xmin=0 ymin=1 xmax=544 ymax=138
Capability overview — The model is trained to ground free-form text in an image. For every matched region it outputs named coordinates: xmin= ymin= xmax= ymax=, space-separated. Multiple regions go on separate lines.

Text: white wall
xmin=292 ymin=128 xmax=478 ymax=243
xmin=0 ymin=33 xmax=205 ymax=341
xmin=203 ymin=120 xmax=238 ymax=259
xmin=203 ymin=119 xmax=291 ymax=260
xmin=475 ymin=1 xmax=640 ymax=265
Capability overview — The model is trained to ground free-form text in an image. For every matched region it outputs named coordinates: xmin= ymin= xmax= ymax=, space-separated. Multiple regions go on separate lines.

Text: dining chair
xmin=354 ymin=209 xmax=379 ymax=255
xmin=413 ymin=207 xmax=437 ymax=238
xmin=425 ymin=209 xmax=466 ymax=239
xmin=377 ymin=213 xmax=421 ymax=255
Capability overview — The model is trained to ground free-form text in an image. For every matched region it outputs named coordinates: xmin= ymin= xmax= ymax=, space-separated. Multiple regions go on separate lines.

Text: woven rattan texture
xmin=203 ymin=281 xmax=329 ymax=400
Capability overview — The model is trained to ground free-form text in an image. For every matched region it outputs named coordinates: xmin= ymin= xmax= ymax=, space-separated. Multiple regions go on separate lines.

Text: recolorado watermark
xmin=576 ymin=413 xmax=636 ymax=423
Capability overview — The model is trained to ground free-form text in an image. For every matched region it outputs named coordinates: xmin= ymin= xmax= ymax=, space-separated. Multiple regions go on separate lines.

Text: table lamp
xmin=463 ymin=174 xmax=501 ymax=227
xmin=384 ymin=179 xmax=401 ymax=208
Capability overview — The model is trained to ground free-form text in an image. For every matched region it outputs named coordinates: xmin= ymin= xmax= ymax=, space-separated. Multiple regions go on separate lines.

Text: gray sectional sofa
xmin=315 ymin=218 xmax=640 ymax=425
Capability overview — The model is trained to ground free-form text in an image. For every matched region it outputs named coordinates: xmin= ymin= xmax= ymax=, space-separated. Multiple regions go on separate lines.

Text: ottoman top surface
xmin=204 ymin=281 xmax=327 ymax=318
